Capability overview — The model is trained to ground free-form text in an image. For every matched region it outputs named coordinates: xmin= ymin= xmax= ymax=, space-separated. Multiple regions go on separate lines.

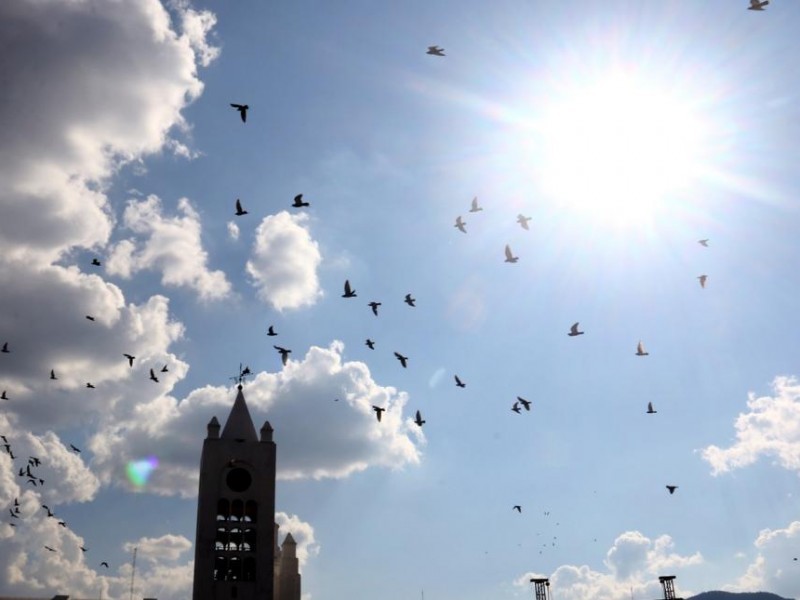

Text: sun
xmin=536 ymin=70 xmax=709 ymax=227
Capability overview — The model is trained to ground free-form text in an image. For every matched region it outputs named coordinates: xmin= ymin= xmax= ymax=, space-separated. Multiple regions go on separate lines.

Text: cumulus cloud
xmin=227 ymin=221 xmax=240 ymax=241
xmin=701 ymin=376 xmax=800 ymax=476
xmin=276 ymin=512 xmax=320 ymax=569
xmin=246 ymin=212 xmax=323 ymax=311
xmin=107 ymin=195 xmax=231 ymax=301
xmin=727 ymin=521 xmax=800 ymax=597
xmin=124 ymin=533 xmax=193 ymax=563
xmin=514 ymin=531 xmax=702 ymax=600
xmin=89 ymin=341 xmax=424 ymax=497
xmin=0 ymin=0 xmax=218 ymax=265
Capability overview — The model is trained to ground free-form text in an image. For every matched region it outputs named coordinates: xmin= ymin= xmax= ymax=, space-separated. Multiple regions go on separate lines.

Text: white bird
xmin=636 ymin=341 xmax=649 ymax=356
xmin=454 ymin=216 xmax=466 ymax=233
xmin=469 ymin=197 xmax=483 ymax=213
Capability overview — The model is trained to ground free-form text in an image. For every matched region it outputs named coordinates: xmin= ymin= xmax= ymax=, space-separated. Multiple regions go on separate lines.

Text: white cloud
xmin=123 ymin=533 xmax=193 ymax=563
xmin=514 ymin=531 xmax=702 ymax=600
xmin=227 ymin=221 xmax=241 ymax=241
xmin=88 ymin=341 xmax=424 ymax=497
xmin=107 ymin=195 xmax=231 ymax=301
xmin=701 ymin=376 xmax=800 ymax=476
xmin=727 ymin=521 xmax=800 ymax=597
xmin=246 ymin=212 xmax=323 ymax=311
xmin=276 ymin=512 xmax=320 ymax=569
xmin=0 ymin=0 xmax=218 ymax=265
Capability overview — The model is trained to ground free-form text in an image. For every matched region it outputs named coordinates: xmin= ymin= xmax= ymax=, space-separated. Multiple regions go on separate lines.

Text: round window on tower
xmin=226 ymin=468 xmax=252 ymax=493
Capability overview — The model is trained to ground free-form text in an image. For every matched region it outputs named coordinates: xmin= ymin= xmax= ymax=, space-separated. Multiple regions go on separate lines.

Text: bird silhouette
xmin=123 ymin=354 xmax=135 ymax=367
xmin=230 ymin=103 xmax=248 ymax=122
xmin=513 ymin=505 xmax=522 ymax=513
xmin=69 ymin=444 xmax=80 ymax=453
xmin=49 ymin=369 xmax=56 ymax=380
xmin=394 ymin=352 xmax=409 ymax=368
xmin=517 ymin=214 xmax=532 ymax=230
xmin=469 ymin=197 xmax=482 ymax=213
xmin=86 ymin=383 xmax=95 ymax=389
xmin=9 ymin=509 xmax=18 ymax=519
xmin=57 ymin=520 xmax=66 ymax=527
xmin=666 ymin=485 xmax=678 ymax=494
xmin=267 ymin=325 xmax=278 ymax=336
xmin=30 ymin=457 xmax=41 ymax=466
xmin=517 ymin=397 xmax=531 ymax=411
xmin=292 ymin=194 xmax=309 ymax=208
xmin=161 ymin=364 xmax=169 ymax=373
xmin=342 ymin=280 xmax=357 ymax=298
xmin=748 ymin=0 xmax=768 ymax=10
xmin=100 ymin=561 xmax=109 ymax=568
xmin=504 ymin=245 xmax=518 ymax=263
xmin=426 ymin=45 xmax=445 ymax=56
xmin=404 ymin=294 xmax=416 ymax=307
xmin=91 ymin=258 xmax=101 ymax=266
xmin=647 ymin=402 xmax=657 ymax=414
xmin=1 ymin=342 xmax=8 ymax=353
xmin=698 ymin=275 xmax=707 ymax=288
xmin=511 ymin=402 xmax=522 ymax=414
xmin=80 ymin=546 xmax=88 ymax=553
xmin=1 ymin=391 xmax=7 ymax=400
xmin=85 ymin=315 xmax=95 ymax=321
xmin=235 ymin=198 xmax=248 ymax=216
xmin=365 ymin=339 xmax=375 ymax=350
xmin=454 ymin=375 xmax=465 ymax=388
xmin=42 ymin=505 xmax=54 ymax=517
xmin=274 ymin=346 xmax=291 ymax=366
xmin=454 ymin=216 xmax=466 ymax=233
xmin=414 ymin=410 xmax=425 ymax=426
xmin=698 ymin=239 xmax=709 ymax=247
xmin=368 ymin=302 xmax=381 ymax=316
xmin=636 ymin=341 xmax=649 ymax=356
xmin=568 ymin=322 xmax=584 ymax=336
xmin=149 ymin=369 xmax=159 ymax=382
xmin=44 ymin=546 xmax=56 ymax=552
xmin=372 ymin=406 xmax=386 ymax=422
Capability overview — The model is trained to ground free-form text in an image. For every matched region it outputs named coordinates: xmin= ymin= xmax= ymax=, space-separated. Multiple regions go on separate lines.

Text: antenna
xmin=129 ymin=546 xmax=137 ymax=600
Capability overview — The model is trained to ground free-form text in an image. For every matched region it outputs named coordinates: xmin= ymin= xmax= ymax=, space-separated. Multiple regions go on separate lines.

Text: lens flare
xmin=126 ymin=456 xmax=159 ymax=487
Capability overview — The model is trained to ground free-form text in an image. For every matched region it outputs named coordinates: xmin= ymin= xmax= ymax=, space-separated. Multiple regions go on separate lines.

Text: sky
xmin=2 ymin=0 xmax=800 ymax=599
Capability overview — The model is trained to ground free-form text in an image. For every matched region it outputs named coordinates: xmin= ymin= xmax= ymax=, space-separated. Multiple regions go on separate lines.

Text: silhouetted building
xmin=192 ymin=385 xmax=300 ymax=600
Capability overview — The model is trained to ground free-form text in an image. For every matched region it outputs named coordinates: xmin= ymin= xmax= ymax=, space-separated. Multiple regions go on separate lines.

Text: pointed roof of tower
xmin=221 ymin=385 xmax=258 ymax=442
xmin=283 ymin=532 xmax=296 ymax=546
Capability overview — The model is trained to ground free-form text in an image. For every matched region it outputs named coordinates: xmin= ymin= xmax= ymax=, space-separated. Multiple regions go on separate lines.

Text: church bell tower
xmin=192 ymin=384 xmax=276 ymax=600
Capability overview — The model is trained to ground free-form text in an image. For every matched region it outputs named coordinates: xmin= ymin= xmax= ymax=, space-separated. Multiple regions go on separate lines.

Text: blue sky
xmin=2 ymin=1 xmax=800 ymax=599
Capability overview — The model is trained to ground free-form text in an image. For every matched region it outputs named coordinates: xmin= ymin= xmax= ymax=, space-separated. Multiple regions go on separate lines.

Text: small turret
xmin=261 ymin=420 xmax=274 ymax=442
xmin=207 ymin=416 xmax=220 ymax=439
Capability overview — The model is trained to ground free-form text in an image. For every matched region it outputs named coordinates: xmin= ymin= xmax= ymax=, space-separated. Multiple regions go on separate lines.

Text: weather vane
xmin=229 ymin=363 xmax=252 ymax=388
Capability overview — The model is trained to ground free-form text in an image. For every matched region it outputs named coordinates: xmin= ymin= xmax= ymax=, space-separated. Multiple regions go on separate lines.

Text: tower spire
xmin=221 ymin=374 xmax=258 ymax=442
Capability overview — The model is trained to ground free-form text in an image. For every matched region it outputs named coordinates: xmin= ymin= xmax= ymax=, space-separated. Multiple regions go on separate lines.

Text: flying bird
xmin=30 ymin=456 xmax=41 ymax=466
xmin=1 ymin=391 xmax=7 ymax=400
xmin=57 ymin=521 xmax=66 ymax=527
xmin=394 ymin=352 xmax=409 ymax=368
xmin=469 ymin=197 xmax=482 ymax=213
xmin=698 ymin=239 xmax=709 ymax=247
xmin=568 ymin=322 xmax=584 ymax=336
xmin=454 ymin=216 xmax=466 ymax=233
xmin=292 ymin=194 xmax=309 ymax=208
xmin=454 ymin=375 xmax=465 ymax=388
xmin=43 ymin=505 xmax=54 ymax=517
xmin=235 ymin=198 xmax=248 ymax=216
xmin=267 ymin=325 xmax=278 ymax=336
xmin=123 ymin=354 xmax=135 ymax=367
xmin=404 ymin=294 xmax=416 ymax=307
xmin=511 ymin=402 xmax=522 ymax=414
xmin=635 ymin=341 xmax=649 ymax=356
xmin=748 ymin=0 xmax=768 ymax=9
xmin=86 ymin=383 xmax=95 ymax=389
xmin=100 ymin=561 xmax=109 ymax=568
xmin=80 ymin=546 xmax=88 ymax=553
xmin=69 ymin=444 xmax=80 ymax=453
xmin=426 ymin=45 xmax=445 ymax=56
xmin=414 ymin=410 xmax=425 ymax=427
xmin=230 ymin=103 xmax=249 ymax=122
xmin=372 ymin=406 xmax=386 ymax=422
xmin=504 ymin=245 xmax=519 ymax=263
xmin=1 ymin=342 xmax=8 ymax=353
xmin=91 ymin=258 xmax=101 ymax=266
xmin=274 ymin=346 xmax=291 ymax=366
xmin=85 ymin=315 xmax=95 ymax=321
xmin=149 ymin=369 xmax=159 ymax=382
xmin=517 ymin=214 xmax=532 ymax=230
xmin=49 ymin=369 xmax=57 ymax=380
xmin=517 ymin=397 xmax=531 ymax=411
xmin=161 ymin=364 xmax=168 ymax=373
xmin=698 ymin=275 xmax=707 ymax=288
xmin=513 ymin=505 xmax=522 ymax=513
xmin=647 ymin=402 xmax=657 ymax=414
xmin=44 ymin=546 xmax=56 ymax=552
xmin=666 ymin=485 xmax=678 ymax=495
xmin=9 ymin=509 xmax=18 ymax=519
xmin=368 ymin=302 xmax=381 ymax=316
xmin=365 ymin=339 xmax=375 ymax=350
xmin=342 ymin=280 xmax=357 ymax=298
